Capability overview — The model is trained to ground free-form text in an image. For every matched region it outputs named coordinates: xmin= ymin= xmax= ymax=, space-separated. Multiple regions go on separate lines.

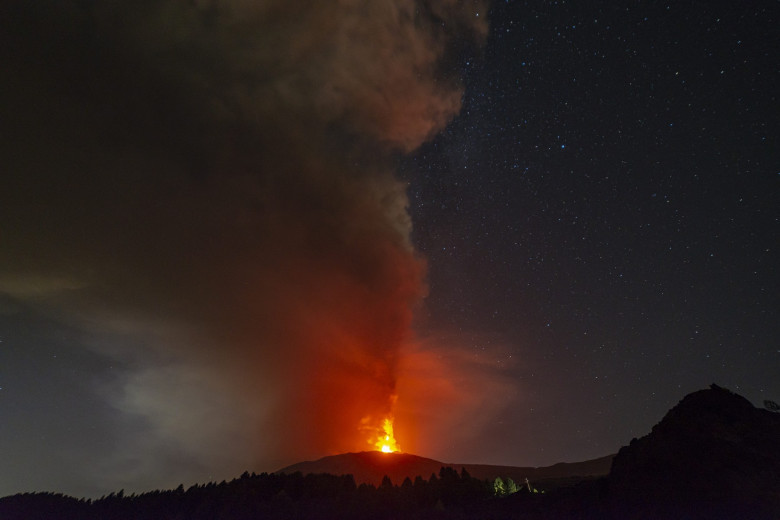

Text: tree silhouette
xmin=0 ymin=467 xmax=502 ymax=520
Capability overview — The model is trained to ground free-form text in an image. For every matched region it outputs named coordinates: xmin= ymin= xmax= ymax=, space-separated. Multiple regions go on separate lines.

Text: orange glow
xmin=373 ymin=417 xmax=400 ymax=453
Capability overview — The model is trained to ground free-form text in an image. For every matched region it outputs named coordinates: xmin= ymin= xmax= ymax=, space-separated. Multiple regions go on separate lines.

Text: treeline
xmin=0 ymin=467 xmax=543 ymax=520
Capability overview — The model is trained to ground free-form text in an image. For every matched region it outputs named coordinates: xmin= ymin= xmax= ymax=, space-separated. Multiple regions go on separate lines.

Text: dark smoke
xmin=0 ymin=0 xmax=499 ymax=493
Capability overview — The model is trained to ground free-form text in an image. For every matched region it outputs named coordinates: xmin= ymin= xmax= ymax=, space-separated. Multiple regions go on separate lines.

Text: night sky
xmin=1 ymin=0 xmax=778 ymax=499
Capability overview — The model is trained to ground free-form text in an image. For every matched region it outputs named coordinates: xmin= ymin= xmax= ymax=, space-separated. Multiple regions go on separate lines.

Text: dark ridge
xmin=607 ymin=384 xmax=780 ymax=519
xmin=276 ymin=450 xmax=614 ymax=486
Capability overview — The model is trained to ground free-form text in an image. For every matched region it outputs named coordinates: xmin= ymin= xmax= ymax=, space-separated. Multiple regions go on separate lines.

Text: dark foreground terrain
xmin=2 ymin=385 xmax=778 ymax=519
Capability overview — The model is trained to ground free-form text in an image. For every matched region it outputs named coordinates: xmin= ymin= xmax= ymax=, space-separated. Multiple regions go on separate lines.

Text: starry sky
xmin=1 ymin=0 xmax=778 ymax=499
xmin=401 ymin=0 xmax=778 ymax=462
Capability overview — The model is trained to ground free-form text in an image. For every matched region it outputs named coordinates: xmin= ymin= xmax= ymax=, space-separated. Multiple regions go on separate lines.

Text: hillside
xmin=277 ymin=451 xmax=614 ymax=487
xmin=606 ymin=384 xmax=780 ymax=519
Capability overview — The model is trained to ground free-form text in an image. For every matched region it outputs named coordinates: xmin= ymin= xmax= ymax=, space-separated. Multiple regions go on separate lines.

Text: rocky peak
xmin=608 ymin=385 xmax=780 ymax=519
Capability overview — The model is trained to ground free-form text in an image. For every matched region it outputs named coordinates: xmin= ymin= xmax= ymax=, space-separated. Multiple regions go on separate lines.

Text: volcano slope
xmin=276 ymin=450 xmax=614 ymax=488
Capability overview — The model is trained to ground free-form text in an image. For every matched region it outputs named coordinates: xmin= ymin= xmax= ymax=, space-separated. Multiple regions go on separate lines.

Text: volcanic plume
xmin=0 ymin=0 xmax=498 ymax=492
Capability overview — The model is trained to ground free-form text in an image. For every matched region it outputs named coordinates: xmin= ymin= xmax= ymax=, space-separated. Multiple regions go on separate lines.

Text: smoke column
xmin=0 ymin=0 xmax=497 ymax=492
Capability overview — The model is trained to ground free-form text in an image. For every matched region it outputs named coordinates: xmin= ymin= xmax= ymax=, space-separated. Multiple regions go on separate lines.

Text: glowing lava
xmin=374 ymin=417 xmax=400 ymax=453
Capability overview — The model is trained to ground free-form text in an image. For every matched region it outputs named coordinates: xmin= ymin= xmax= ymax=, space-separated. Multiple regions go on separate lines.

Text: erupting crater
xmin=373 ymin=417 xmax=400 ymax=453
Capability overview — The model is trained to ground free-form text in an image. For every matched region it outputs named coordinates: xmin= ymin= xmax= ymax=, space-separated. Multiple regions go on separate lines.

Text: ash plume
xmin=0 ymin=0 xmax=492 ymax=492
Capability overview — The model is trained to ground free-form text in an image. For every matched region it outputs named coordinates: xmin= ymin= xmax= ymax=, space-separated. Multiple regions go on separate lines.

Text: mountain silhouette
xmin=277 ymin=450 xmax=613 ymax=487
xmin=607 ymin=384 xmax=780 ymax=519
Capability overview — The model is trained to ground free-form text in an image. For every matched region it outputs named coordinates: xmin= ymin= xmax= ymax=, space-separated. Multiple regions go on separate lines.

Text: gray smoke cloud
xmin=0 ymin=0 xmax=502 ymax=495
